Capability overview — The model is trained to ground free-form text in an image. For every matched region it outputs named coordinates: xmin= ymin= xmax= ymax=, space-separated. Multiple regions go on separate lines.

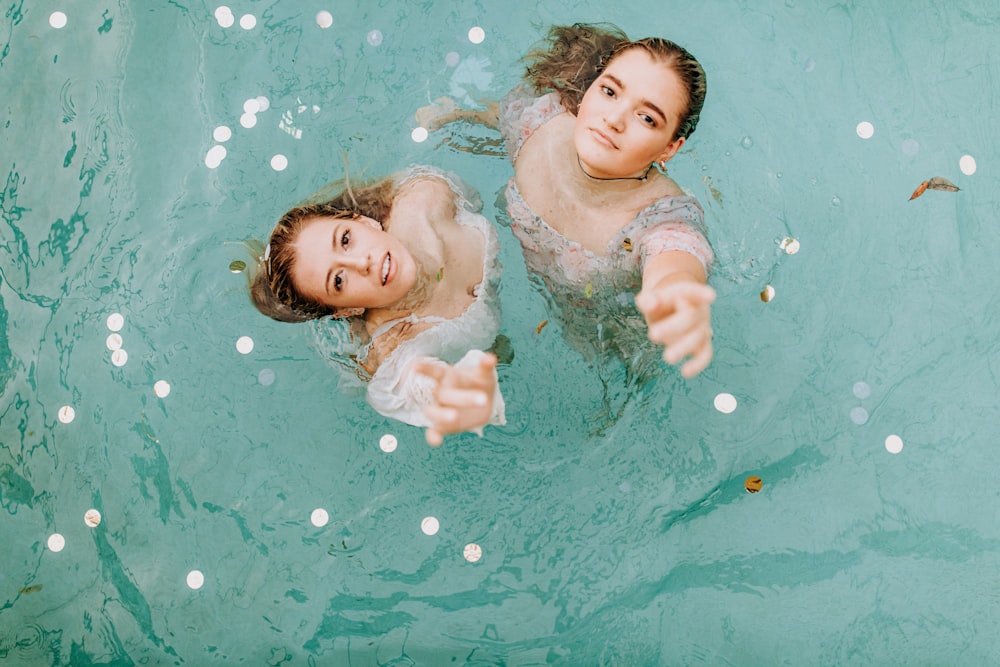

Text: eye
xmin=334 ymin=272 xmax=344 ymax=291
xmin=601 ymin=85 xmax=615 ymax=97
xmin=640 ymin=113 xmax=656 ymax=127
xmin=340 ymin=230 xmax=350 ymax=248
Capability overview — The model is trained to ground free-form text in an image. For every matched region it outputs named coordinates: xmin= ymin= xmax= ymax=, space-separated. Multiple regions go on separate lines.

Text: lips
xmin=381 ymin=253 xmax=391 ymax=285
xmin=590 ymin=128 xmax=617 ymax=149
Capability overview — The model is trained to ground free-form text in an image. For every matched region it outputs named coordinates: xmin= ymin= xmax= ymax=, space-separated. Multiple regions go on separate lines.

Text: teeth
xmin=381 ymin=255 xmax=390 ymax=285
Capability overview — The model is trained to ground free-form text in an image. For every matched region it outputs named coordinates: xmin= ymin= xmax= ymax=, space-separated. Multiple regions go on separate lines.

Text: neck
xmin=576 ymin=154 xmax=653 ymax=184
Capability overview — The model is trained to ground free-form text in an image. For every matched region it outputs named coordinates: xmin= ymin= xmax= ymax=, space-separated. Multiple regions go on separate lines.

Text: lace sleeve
xmin=633 ymin=195 xmax=714 ymax=277
xmin=394 ymin=165 xmax=482 ymax=213
xmin=498 ymin=84 xmax=566 ymax=165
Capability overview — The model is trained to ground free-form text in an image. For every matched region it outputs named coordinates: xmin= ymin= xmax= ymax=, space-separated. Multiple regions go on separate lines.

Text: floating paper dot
xmin=229 ymin=260 xmax=246 ymax=273
xmin=255 ymin=96 xmax=270 ymax=112
xmin=154 ymin=380 xmax=171 ymax=398
xmin=885 ymin=434 xmax=903 ymax=454
xmin=468 ymin=26 xmax=485 ymax=44
xmin=744 ymin=476 xmax=763 ymax=493
xmin=258 ymin=368 xmax=276 ymax=386
xmin=411 ymin=127 xmax=428 ymax=143
xmin=240 ymin=113 xmax=257 ymax=129
xmin=84 ymin=509 xmax=101 ymax=527
xmin=186 ymin=570 xmax=205 ymax=590
xmin=49 ymin=11 xmax=68 ymax=29
xmin=236 ymin=336 xmax=254 ymax=354
xmin=901 ymin=139 xmax=920 ymax=156
xmin=959 ymin=154 xmax=977 ymax=176
xmin=714 ymin=393 xmax=737 ymax=414
xmin=310 ymin=508 xmax=329 ymax=527
xmin=106 ymin=313 xmax=124 ymax=332
xmin=204 ymin=145 xmax=227 ymax=169
xmin=316 ymin=10 xmax=333 ymax=29
xmin=213 ymin=125 xmax=232 ymax=142
xmin=853 ymin=381 xmax=871 ymax=399
xmin=856 ymin=121 xmax=874 ymax=139
xmin=270 ymin=154 xmax=288 ymax=171
xmin=367 ymin=29 xmax=383 ymax=47
xmin=445 ymin=51 xmax=460 ymax=67
xmin=111 ymin=349 xmax=128 ymax=367
xmin=106 ymin=333 xmax=123 ymax=351
xmin=58 ymin=406 xmax=76 ymax=424
xmin=760 ymin=285 xmax=775 ymax=302
xmin=243 ymin=98 xmax=260 ymax=114
xmin=214 ymin=6 xmax=234 ymax=28
xmin=47 ymin=533 xmax=66 ymax=552
xmin=463 ymin=543 xmax=482 ymax=562
xmin=850 ymin=407 xmax=869 ymax=425
xmin=780 ymin=237 xmax=801 ymax=254
xmin=239 ymin=14 xmax=256 ymax=30
xmin=379 ymin=434 xmax=398 ymax=453
xmin=421 ymin=516 xmax=439 ymax=536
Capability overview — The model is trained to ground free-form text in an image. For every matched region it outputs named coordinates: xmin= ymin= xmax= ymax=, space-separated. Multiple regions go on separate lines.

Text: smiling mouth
xmin=381 ymin=253 xmax=390 ymax=285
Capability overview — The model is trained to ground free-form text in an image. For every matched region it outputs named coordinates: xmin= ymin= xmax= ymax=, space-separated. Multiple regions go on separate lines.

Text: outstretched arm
xmin=635 ymin=251 xmax=716 ymax=379
xmin=414 ymin=97 xmax=500 ymax=132
xmin=411 ymin=350 xmax=503 ymax=446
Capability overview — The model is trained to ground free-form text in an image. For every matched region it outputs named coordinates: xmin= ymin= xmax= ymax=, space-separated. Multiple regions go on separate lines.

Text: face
xmin=574 ymin=48 xmax=688 ymax=179
xmin=289 ymin=215 xmax=417 ymax=313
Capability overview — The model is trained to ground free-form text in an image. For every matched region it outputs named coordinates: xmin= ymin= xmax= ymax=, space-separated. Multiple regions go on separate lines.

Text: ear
xmin=332 ymin=306 xmax=365 ymax=319
xmin=656 ymin=136 xmax=686 ymax=166
xmin=356 ymin=215 xmax=382 ymax=231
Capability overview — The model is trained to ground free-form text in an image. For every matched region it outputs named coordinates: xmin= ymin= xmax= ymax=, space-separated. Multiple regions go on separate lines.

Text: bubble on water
xmin=850 ymin=407 xmax=869 ymax=425
xmin=901 ymin=139 xmax=920 ymax=156
xmin=959 ymin=154 xmax=977 ymax=176
xmin=856 ymin=121 xmax=874 ymax=139
xmin=853 ymin=381 xmax=871 ymax=399
xmin=445 ymin=51 xmax=460 ymax=67
xmin=213 ymin=125 xmax=232 ymax=142
xmin=421 ymin=516 xmax=439 ymax=535
xmin=316 ymin=11 xmax=333 ymax=29
xmin=367 ymin=30 xmax=383 ymax=47
xmin=803 ymin=57 xmax=815 ymax=73
xmin=258 ymin=368 xmax=276 ymax=386
xmin=831 ymin=196 xmax=841 ymax=207
xmin=411 ymin=127 xmax=429 ymax=143
xmin=468 ymin=27 xmax=485 ymax=44
xmin=310 ymin=508 xmax=329 ymax=527
xmin=49 ymin=12 xmax=68 ymax=29
xmin=740 ymin=136 xmax=753 ymax=149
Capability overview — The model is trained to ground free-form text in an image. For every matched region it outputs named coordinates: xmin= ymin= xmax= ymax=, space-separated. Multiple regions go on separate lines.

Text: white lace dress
xmin=310 ymin=166 xmax=505 ymax=430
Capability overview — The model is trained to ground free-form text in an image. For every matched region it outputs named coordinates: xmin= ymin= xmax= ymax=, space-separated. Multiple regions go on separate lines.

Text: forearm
xmin=641 ymin=250 xmax=707 ymax=294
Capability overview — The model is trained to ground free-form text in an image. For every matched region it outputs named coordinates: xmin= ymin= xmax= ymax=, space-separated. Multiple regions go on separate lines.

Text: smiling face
xmin=573 ymin=48 xmax=688 ymax=179
xmin=289 ymin=215 xmax=417 ymax=313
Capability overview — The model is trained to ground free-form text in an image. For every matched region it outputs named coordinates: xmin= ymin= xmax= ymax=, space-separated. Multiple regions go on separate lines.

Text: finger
xmin=425 ymin=427 xmax=444 ymax=447
xmin=412 ymin=360 xmax=446 ymax=382
xmin=647 ymin=305 xmax=698 ymax=345
xmin=424 ymin=404 xmax=460 ymax=432
xmin=662 ymin=323 xmax=711 ymax=365
xmin=680 ymin=339 xmax=714 ymax=379
xmin=436 ymin=387 xmax=489 ymax=409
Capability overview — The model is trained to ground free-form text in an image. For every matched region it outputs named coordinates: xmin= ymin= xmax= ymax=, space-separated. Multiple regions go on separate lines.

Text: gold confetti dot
xmin=745 ymin=476 xmax=763 ymax=493
xmin=229 ymin=260 xmax=246 ymax=273
xmin=760 ymin=285 xmax=775 ymax=302
xmin=84 ymin=509 xmax=101 ymax=527
xmin=535 ymin=319 xmax=548 ymax=334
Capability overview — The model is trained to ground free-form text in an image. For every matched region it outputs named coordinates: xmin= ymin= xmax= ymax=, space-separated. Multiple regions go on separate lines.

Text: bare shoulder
xmin=394 ymin=175 xmax=455 ymax=208
xmin=364 ymin=319 xmax=437 ymax=373
xmin=654 ymin=173 xmax=686 ymax=198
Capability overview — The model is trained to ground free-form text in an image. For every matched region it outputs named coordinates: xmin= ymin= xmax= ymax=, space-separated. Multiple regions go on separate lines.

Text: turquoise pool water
xmin=2 ymin=1 xmax=999 ymax=664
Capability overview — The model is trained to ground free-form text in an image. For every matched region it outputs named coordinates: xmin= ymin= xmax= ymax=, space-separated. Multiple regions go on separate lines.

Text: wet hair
xmin=523 ymin=23 xmax=707 ymax=141
xmin=249 ymin=177 xmax=396 ymax=323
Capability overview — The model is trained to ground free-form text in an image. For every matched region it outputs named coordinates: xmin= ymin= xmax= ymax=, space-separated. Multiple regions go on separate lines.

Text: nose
xmin=340 ymin=252 xmax=371 ymax=274
xmin=604 ymin=108 xmax=626 ymax=131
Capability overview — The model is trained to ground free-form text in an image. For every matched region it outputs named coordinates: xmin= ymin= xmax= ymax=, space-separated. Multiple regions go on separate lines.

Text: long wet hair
xmin=249 ymin=177 xmax=396 ymax=323
xmin=523 ymin=23 xmax=707 ymax=141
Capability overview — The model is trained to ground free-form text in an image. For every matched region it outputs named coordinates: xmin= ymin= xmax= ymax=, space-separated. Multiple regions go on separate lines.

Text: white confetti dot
xmin=853 ymin=381 xmax=871 ymax=399
xmin=411 ymin=127 xmax=429 ymax=143
xmin=316 ymin=10 xmax=333 ymax=29
xmin=243 ymin=98 xmax=260 ymax=114
xmin=47 ymin=533 xmax=66 ymax=552
xmin=204 ymin=144 xmax=227 ymax=169
xmin=780 ymin=237 xmax=801 ymax=255
xmin=111 ymin=349 xmax=128 ymax=367
xmin=213 ymin=125 xmax=232 ymax=142
xmin=84 ymin=509 xmax=101 ymax=527
xmin=367 ymin=29 xmax=383 ymax=47
xmin=885 ymin=434 xmax=903 ymax=454
xmin=236 ymin=336 xmax=254 ymax=354
xmin=239 ymin=112 xmax=257 ymax=129
xmin=154 ymin=380 xmax=171 ymax=398
xmin=217 ymin=12 xmax=234 ymax=28
xmin=186 ymin=570 xmax=205 ymax=590
xmin=310 ymin=508 xmax=329 ymax=527
xmin=214 ymin=6 xmax=234 ymax=25
xmin=106 ymin=313 xmax=124 ymax=332
xmin=445 ymin=51 xmax=460 ymax=67
xmin=468 ymin=26 xmax=485 ymax=44
xmin=239 ymin=14 xmax=256 ymax=30
xmin=901 ymin=138 xmax=920 ymax=156
xmin=270 ymin=154 xmax=289 ymax=171
xmin=49 ymin=11 xmax=68 ymax=29
xmin=856 ymin=121 xmax=874 ymax=139
xmin=258 ymin=368 xmax=276 ymax=386
xmin=379 ymin=434 xmax=398 ymax=453
xmin=58 ymin=406 xmax=75 ymax=424
xmin=463 ymin=543 xmax=483 ymax=562
xmin=106 ymin=333 xmax=123 ymax=351
xmin=959 ymin=154 xmax=977 ymax=176
xmin=255 ymin=96 xmax=270 ymax=112
xmin=850 ymin=407 xmax=869 ymax=425
xmin=713 ymin=393 xmax=737 ymax=414
xmin=421 ymin=516 xmax=439 ymax=536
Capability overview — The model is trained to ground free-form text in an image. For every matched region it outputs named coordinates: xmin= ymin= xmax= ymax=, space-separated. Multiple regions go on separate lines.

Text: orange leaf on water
xmin=909 ymin=180 xmax=929 ymax=201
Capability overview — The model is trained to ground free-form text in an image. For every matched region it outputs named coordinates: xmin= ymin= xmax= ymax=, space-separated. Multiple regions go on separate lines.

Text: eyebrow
xmin=324 ymin=225 xmax=338 ymax=294
xmin=603 ymin=73 xmax=668 ymax=124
